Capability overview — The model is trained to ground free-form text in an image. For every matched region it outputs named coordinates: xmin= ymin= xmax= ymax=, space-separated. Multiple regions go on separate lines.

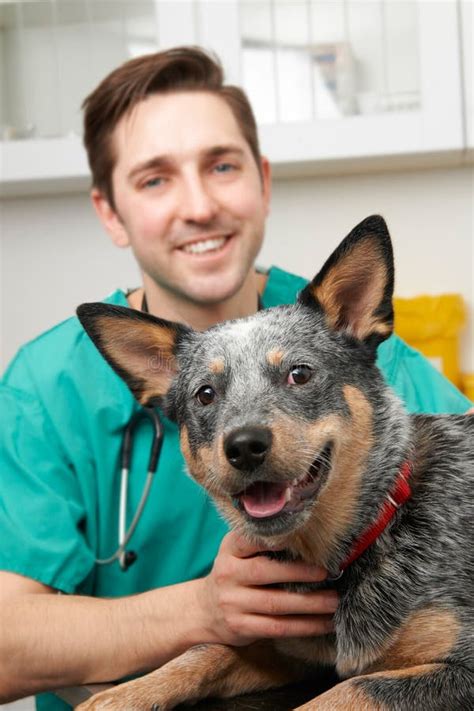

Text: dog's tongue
xmin=240 ymin=481 xmax=289 ymax=518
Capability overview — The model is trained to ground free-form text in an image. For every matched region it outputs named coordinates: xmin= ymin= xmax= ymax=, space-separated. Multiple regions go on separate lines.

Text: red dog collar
xmin=339 ymin=461 xmax=413 ymax=573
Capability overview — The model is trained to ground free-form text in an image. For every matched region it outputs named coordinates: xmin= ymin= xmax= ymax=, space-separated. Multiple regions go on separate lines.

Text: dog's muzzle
xmin=224 ymin=427 xmax=334 ymax=521
xmin=224 ymin=426 xmax=272 ymax=472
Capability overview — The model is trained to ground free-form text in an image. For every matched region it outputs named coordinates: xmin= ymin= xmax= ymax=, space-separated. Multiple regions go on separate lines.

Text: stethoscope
xmin=95 ymin=407 xmax=164 ymax=571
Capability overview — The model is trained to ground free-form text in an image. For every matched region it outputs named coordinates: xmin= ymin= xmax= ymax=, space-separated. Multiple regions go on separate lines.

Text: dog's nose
xmin=224 ymin=427 xmax=272 ymax=471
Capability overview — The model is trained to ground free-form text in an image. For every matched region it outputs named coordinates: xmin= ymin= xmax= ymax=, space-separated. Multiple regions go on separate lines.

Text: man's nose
xmin=178 ymin=175 xmax=218 ymax=224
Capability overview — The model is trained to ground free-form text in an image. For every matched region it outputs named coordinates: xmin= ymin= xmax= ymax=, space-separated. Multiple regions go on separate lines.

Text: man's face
xmin=97 ymin=91 xmax=270 ymax=307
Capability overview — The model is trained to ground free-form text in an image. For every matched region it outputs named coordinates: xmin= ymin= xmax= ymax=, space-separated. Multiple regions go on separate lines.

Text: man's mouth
xmin=180 ymin=234 xmax=232 ymax=255
xmin=234 ymin=443 xmax=333 ymax=519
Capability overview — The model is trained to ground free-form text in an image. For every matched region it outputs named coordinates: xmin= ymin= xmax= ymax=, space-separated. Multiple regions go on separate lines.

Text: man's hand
xmin=195 ymin=531 xmax=338 ymax=647
xmin=0 ymin=531 xmax=338 ymax=702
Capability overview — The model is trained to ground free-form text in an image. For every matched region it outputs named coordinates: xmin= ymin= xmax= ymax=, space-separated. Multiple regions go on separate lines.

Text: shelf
xmin=0 ymin=135 xmax=90 ymax=197
xmin=1 ymin=130 xmax=472 ymax=199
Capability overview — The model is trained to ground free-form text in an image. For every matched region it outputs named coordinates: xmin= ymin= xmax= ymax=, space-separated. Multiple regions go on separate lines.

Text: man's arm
xmin=0 ymin=532 xmax=336 ymax=703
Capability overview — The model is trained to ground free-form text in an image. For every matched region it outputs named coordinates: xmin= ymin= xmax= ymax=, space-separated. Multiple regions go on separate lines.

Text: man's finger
xmin=238 ymin=588 xmax=339 ymax=617
xmin=238 ymin=555 xmax=328 ymax=585
xmin=241 ymin=613 xmax=335 ymax=640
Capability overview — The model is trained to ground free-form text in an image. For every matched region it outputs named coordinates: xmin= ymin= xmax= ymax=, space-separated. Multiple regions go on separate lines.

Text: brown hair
xmin=82 ymin=46 xmax=262 ymax=208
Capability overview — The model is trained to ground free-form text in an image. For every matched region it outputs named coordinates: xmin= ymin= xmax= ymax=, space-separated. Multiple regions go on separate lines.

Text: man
xmin=0 ymin=47 xmax=470 ymax=709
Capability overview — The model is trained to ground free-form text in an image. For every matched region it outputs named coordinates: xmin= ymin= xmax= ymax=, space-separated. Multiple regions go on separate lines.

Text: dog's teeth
xmin=284 ymin=486 xmax=293 ymax=502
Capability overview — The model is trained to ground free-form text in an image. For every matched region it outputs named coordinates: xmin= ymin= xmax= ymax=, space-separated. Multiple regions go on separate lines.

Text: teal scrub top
xmin=0 ymin=266 xmax=471 ymax=711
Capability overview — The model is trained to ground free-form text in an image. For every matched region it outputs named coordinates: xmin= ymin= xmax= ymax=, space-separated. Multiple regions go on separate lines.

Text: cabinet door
xmin=157 ymin=0 xmax=241 ymax=83
xmin=0 ymin=0 xmax=467 ymax=196
xmin=461 ymin=0 xmax=473 ymax=154
xmin=239 ymin=0 xmax=464 ymax=168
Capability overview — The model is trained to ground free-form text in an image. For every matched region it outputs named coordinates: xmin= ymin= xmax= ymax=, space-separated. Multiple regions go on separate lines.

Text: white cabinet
xmin=0 ymin=0 xmax=471 ymax=196
xmin=242 ymin=0 xmax=465 ymax=175
xmin=461 ymin=0 xmax=473 ymax=156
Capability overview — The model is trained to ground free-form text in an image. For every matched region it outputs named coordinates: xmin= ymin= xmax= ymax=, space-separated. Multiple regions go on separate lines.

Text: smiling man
xmin=0 ymin=47 xmax=471 ymax=709
xmin=92 ymin=90 xmax=270 ymax=329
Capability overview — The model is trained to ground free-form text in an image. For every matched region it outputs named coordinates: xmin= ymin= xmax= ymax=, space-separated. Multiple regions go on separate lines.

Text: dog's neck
xmin=266 ymin=458 xmax=413 ymax=577
xmin=338 ymin=460 xmax=413 ymax=573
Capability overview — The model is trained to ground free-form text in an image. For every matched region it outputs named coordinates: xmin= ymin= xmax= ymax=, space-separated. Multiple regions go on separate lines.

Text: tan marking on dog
xmin=186 ymin=430 xmax=247 ymax=527
xmin=367 ymin=607 xmax=460 ymax=673
xmin=95 ymin=315 xmax=177 ymax=404
xmin=369 ymin=663 xmax=444 ymax=679
xmin=185 ymin=440 xmax=239 ymax=529
xmin=276 ymin=635 xmax=336 ymax=668
xmin=180 ymin=427 xmax=191 ymax=462
xmin=77 ymin=642 xmax=303 ymax=711
xmin=180 ymin=428 xmax=213 ymax=489
xmin=295 ymin=663 xmax=444 ymax=710
xmin=295 ymin=676 xmax=385 ymax=711
xmin=311 ymin=238 xmax=390 ymax=341
xmin=209 ymin=357 xmax=225 ymax=374
xmin=267 ymin=349 xmax=285 ymax=367
xmin=276 ymin=385 xmax=373 ymax=567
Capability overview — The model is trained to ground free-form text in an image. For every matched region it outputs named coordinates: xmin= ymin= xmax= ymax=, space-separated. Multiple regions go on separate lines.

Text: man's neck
xmin=127 ymin=270 xmax=267 ymax=330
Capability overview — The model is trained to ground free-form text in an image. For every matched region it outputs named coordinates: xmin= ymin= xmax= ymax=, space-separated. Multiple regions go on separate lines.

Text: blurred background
xmin=1 ymin=0 xmax=473 ymax=398
xmin=0 ymin=1 xmax=473 ymax=708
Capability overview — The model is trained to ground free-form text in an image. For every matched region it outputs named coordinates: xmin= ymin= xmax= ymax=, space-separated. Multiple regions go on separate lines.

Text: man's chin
xmin=143 ymin=239 xmax=262 ymax=313
xmin=182 ymin=276 xmax=249 ymax=307
xmin=174 ymin=261 xmax=257 ymax=307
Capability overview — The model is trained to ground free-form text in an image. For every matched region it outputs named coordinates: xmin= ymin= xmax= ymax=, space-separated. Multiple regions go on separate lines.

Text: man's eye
xmin=287 ymin=365 xmax=312 ymax=385
xmin=214 ymin=163 xmax=235 ymax=174
xmin=196 ymin=385 xmax=216 ymax=406
xmin=144 ymin=177 xmax=165 ymax=188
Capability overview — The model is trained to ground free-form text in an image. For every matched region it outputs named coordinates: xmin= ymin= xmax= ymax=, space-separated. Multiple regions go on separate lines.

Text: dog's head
xmin=78 ymin=216 xmax=400 ymax=557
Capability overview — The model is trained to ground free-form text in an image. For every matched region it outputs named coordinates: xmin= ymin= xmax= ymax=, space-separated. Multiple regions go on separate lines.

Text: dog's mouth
xmin=233 ymin=443 xmax=333 ymax=520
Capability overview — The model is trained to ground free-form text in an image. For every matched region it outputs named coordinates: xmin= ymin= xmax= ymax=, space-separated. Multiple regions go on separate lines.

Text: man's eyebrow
xmin=205 ymin=145 xmax=246 ymax=160
xmin=127 ymin=145 xmax=246 ymax=182
xmin=128 ymin=156 xmax=172 ymax=181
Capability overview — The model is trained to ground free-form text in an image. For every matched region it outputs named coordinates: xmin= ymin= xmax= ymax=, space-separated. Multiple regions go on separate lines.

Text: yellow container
xmin=462 ymin=373 xmax=474 ymax=403
xmin=393 ymin=294 xmax=466 ymax=390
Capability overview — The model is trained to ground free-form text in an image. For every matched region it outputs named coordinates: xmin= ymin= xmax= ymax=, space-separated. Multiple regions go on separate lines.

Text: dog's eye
xmin=287 ymin=365 xmax=312 ymax=385
xmin=196 ymin=385 xmax=216 ymax=406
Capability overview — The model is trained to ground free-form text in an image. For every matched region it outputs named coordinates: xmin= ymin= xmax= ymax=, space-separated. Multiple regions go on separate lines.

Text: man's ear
xmin=91 ymin=188 xmax=130 ymax=248
xmin=260 ymin=156 xmax=272 ymax=216
xmin=298 ymin=215 xmax=394 ymax=353
xmin=77 ymin=303 xmax=191 ymax=406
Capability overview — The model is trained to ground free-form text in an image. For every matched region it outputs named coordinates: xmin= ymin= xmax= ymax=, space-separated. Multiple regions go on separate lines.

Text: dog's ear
xmin=77 ymin=303 xmax=191 ymax=406
xmin=299 ymin=215 xmax=394 ymax=352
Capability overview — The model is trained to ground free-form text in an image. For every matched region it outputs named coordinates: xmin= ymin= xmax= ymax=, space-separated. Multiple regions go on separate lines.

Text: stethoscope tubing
xmin=95 ymin=407 xmax=164 ymax=570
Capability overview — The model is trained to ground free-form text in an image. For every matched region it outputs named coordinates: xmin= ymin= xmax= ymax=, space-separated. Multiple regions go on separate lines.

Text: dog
xmin=76 ymin=215 xmax=473 ymax=710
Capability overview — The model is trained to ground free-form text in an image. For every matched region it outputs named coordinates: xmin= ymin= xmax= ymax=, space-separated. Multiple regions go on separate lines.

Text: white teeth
xmin=182 ymin=236 xmax=227 ymax=255
xmin=284 ymin=486 xmax=293 ymax=503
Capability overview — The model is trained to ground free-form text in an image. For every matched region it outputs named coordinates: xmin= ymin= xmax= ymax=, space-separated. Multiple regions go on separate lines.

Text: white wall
xmin=263 ymin=165 xmax=474 ymax=375
xmin=1 ymin=164 xmax=473 ymax=375
xmin=0 ymin=699 xmax=33 ymax=711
